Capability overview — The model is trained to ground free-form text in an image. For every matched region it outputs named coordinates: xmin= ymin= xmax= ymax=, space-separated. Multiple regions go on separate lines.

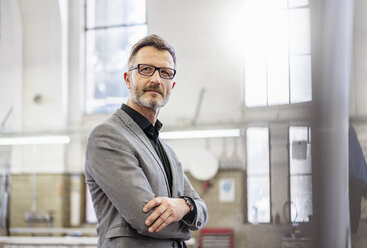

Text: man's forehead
xmin=133 ymin=46 xmax=175 ymax=67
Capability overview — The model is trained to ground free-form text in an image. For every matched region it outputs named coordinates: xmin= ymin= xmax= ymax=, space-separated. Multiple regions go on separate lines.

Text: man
xmin=85 ymin=34 xmax=208 ymax=248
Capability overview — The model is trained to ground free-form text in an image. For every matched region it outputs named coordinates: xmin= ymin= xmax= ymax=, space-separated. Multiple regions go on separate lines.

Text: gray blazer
xmin=85 ymin=109 xmax=208 ymax=247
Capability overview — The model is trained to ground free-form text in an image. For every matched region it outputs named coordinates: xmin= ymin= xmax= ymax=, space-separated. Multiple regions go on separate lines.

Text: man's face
xmin=124 ymin=46 xmax=175 ymax=110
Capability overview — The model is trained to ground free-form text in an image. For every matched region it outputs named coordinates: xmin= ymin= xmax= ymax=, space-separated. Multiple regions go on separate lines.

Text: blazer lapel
xmin=160 ymin=139 xmax=179 ymax=198
xmin=113 ymin=109 xmax=171 ymax=194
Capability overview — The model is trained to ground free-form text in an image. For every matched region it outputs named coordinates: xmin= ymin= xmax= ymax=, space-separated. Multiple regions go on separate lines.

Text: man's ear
xmin=124 ymin=72 xmax=131 ymax=89
xmin=172 ymin=82 xmax=176 ymax=89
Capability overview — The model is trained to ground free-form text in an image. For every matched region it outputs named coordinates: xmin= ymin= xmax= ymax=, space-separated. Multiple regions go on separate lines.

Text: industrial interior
xmin=1 ymin=0 xmax=367 ymax=247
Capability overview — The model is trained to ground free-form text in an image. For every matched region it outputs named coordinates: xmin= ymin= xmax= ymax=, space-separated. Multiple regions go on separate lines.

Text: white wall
xmin=65 ymin=0 xmax=84 ymax=173
xmin=1 ymin=0 xmax=68 ymax=173
xmin=0 ymin=0 xmax=22 ymax=172
xmin=147 ymin=0 xmax=244 ymax=127
xmin=19 ymin=0 xmax=67 ymax=130
xmin=0 ymin=0 xmax=22 ymax=131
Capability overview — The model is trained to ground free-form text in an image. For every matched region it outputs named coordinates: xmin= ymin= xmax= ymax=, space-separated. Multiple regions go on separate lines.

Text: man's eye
xmin=141 ymin=67 xmax=153 ymax=72
xmin=161 ymin=70 xmax=170 ymax=77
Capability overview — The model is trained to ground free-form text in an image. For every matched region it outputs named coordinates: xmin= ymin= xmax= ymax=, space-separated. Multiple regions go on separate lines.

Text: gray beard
xmin=130 ymin=88 xmax=170 ymax=110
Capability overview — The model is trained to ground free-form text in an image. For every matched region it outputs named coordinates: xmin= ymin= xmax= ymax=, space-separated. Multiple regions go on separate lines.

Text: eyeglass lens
xmin=138 ymin=64 xmax=175 ymax=79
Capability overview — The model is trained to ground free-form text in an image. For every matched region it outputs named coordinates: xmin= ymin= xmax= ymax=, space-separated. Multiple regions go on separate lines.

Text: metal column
xmin=310 ymin=0 xmax=355 ymax=247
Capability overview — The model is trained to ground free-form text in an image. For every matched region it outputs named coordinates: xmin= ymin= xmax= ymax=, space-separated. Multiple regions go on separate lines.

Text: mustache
xmin=143 ymin=85 xmax=163 ymax=95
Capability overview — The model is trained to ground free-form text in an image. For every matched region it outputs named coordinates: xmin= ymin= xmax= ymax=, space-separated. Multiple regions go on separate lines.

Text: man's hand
xmin=143 ymin=197 xmax=190 ymax=233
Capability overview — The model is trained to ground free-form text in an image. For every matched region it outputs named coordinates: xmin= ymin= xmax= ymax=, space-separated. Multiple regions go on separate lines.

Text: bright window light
xmin=246 ymin=127 xmax=270 ymax=223
xmin=243 ymin=0 xmax=312 ymax=107
xmin=0 ymin=136 xmax=71 ymax=146
xmin=160 ymin=129 xmax=240 ymax=140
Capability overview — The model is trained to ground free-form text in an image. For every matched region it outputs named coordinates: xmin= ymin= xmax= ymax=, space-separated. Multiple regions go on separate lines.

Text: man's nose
xmin=150 ymin=69 xmax=162 ymax=84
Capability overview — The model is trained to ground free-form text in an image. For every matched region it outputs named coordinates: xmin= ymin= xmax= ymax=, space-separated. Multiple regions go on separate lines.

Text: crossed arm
xmin=86 ymin=124 xmax=206 ymax=240
xmin=143 ymin=197 xmax=190 ymax=233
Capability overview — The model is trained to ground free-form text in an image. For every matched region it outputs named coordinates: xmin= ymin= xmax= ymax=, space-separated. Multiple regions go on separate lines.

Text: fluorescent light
xmin=160 ymin=129 xmax=240 ymax=140
xmin=0 ymin=136 xmax=71 ymax=146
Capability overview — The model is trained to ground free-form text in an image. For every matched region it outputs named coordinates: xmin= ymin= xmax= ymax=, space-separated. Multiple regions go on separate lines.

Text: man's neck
xmin=126 ymin=99 xmax=160 ymax=125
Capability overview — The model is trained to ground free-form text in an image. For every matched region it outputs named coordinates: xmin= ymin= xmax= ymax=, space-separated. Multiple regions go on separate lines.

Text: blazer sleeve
xmin=160 ymin=140 xmax=209 ymax=231
xmin=85 ymin=123 xmax=190 ymax=240
xmin=181 ymin=175 xmax=209 ymax=230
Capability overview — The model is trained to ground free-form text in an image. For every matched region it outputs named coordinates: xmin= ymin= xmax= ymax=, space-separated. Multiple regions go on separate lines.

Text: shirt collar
xmin=121 ymin=104 xmax=163 ymax=140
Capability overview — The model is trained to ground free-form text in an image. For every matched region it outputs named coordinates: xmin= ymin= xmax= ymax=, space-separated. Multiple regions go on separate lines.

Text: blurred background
xmin=0 ymin=0 xmax=366 ymax=247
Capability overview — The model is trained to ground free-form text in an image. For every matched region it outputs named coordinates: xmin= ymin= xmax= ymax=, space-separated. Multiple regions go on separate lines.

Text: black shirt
xmin=121 ymin=104 xmax=173 ymax=190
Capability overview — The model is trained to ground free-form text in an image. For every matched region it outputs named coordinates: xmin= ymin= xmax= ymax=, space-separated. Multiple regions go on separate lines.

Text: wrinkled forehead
xmin=130 ymin=46 xmax=175 ymax=69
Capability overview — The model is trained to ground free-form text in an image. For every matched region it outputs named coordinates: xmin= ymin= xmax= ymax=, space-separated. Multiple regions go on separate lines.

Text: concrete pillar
xmin=310 ymin=0 xmax=354 ymax=247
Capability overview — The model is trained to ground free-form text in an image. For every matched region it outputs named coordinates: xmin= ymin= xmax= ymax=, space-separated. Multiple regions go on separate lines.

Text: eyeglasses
xmin=129 ymin=64 xmax=176 ymax=80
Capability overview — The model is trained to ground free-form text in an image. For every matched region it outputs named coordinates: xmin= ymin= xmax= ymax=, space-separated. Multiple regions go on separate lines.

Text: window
xmin=85 ymin=0 xmax=147 ymax=114
xmin=289 ymin=126 xmax=312 ymax=222
xmin=246 ymin=127 xmax=271 ymax=223
xmin=243 ymin=0 xmax=312 ymax=107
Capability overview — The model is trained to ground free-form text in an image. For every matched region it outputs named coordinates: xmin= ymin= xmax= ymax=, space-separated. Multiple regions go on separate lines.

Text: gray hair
xmin=128 ymin=34 xmax=176 ymax=68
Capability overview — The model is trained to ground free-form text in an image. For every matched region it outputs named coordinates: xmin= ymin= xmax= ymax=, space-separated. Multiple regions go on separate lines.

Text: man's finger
xmin=155 ymin=216 xmax=174 ymax=232
xmin=143 ymin=197 xmax=162 ymax=212
xmin=148 ymin=212 xmax=170 ymax=232
xmin=145 ymin=204 xmax=167 ymax=226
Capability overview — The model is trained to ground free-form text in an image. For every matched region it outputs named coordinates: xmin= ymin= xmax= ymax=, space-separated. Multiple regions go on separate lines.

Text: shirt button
xmin=197 ymin=221 xmax=202 ymax=226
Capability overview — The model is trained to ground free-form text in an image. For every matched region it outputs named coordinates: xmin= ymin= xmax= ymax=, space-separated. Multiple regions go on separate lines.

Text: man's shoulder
xmin=88 ymin=110 xmax=131 ymax=139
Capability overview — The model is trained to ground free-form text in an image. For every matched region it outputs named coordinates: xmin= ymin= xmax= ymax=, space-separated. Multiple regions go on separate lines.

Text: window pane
xmin=87 ymin=0 xmax=146 ymax=28
xmin=267 ymin=56 xmax=289 ymax=105
xmin=246 ymin=127 xmax=270 ymax=223
xmin=289 ymin=126 xmax=311 ymax=174
xmin=245 ymin=56 xmax=267 ymax=107
xmin=85 ymin=25 xmax=147 ymax=114
xmin=290 ymin=175 xmax=312 ymax=222
xmin=247 ymin=176 xmax=270 ymax=223
xmin=288 ymin=0 xmax=309 ymax=8
xmin=290 ymin=55 xmax=312 ymax=103
xmin=243 ymin=0 xmax=270 ymax=107
xmin=246 ymin=127 xmax=270 ymax=175
xmin=266 ymin=10 xmax=289 ymax=105
xmin=289 ymin=8 xmax=310 ymax=55
xmin=289 ymin=126 xmax=312 ymax=223
xmin=269 ymin=0 xmax=288 ymax=10
xmin=244 ymin=2 xmax=311 ymax=107
xmin=268 ymin=10 xmax=288 ymax=57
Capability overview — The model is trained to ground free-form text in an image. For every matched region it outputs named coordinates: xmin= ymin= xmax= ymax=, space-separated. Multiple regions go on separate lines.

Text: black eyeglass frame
xmin=128 ymin=64 xmax=176 ymax=80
